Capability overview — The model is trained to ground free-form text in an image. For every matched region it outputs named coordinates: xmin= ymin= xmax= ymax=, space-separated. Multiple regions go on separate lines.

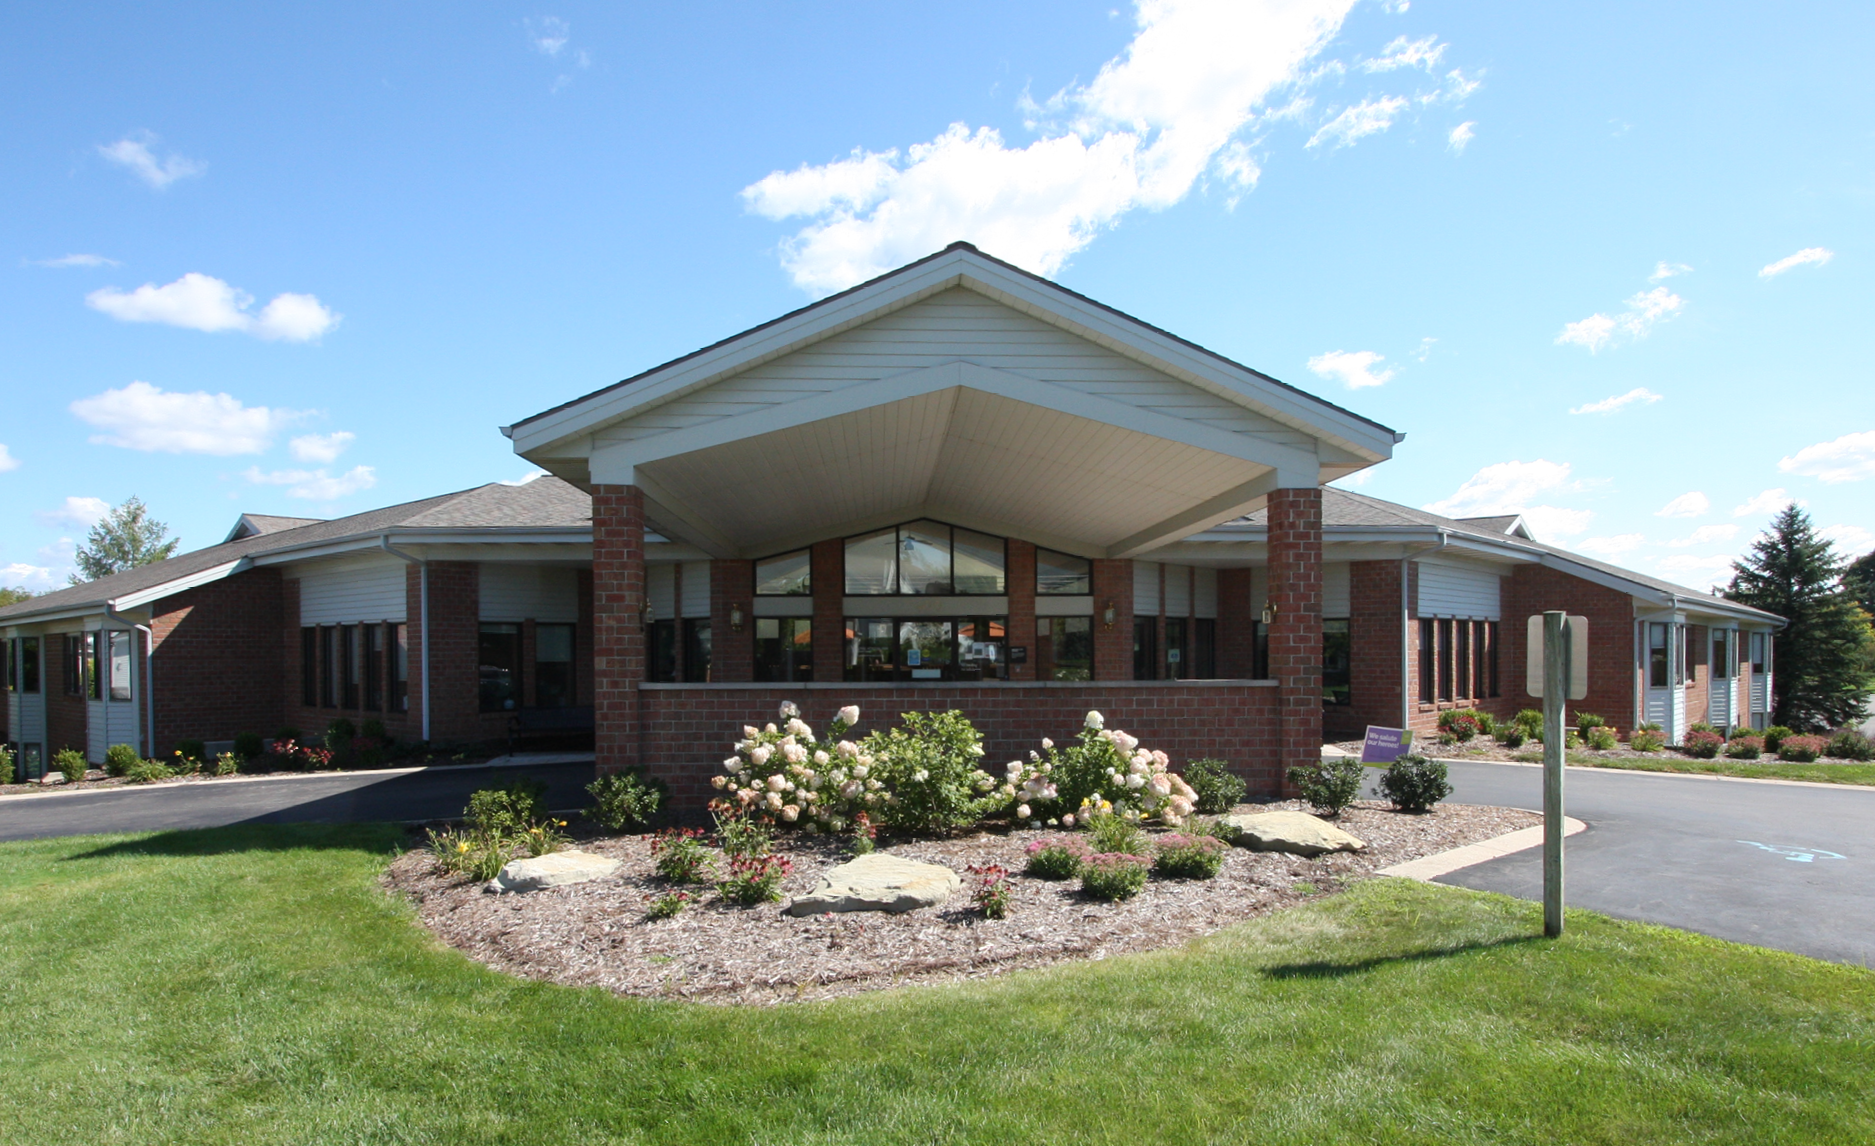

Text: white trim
xmin=1034 ymin=595 xmax=1094 ymax=618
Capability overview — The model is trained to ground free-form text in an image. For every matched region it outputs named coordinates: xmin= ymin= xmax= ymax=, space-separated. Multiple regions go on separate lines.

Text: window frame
xmin=752 ymin=549 xmax=812 ymax=597
xmin=107 ymin=630 xmax=133 ymax=702
xmin=390 ymin=623 xmax=409 ymax=712
xmin=1322 ymin=618 xmax=1352 ymax=706
xmin=754 ymin=616 xmax=814 ymax=682
xmin=534 ymin=621 xmax=577 ymax=708
xmin=477 ymin=622 xmax=522 ymax=713
xmin=362 ymin=623 xmax=383 ymax=711
xmin=841 ymin=519 xmax=1008 ymax=598
xmin=681 ymin=618 xmax=712 ymax=683
xmin=1034 ymin=547 xmax=1092 ymax=596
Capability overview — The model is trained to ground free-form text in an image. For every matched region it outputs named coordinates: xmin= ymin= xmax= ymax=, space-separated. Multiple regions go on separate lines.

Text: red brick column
xmin=592 ymin=485 xmax=646 ymax=774
xmin=711 ymin=560 xmax=754 ymax=682
xmin=1091 ymin=559 xmax=1134 ymax=681
xmin=424 ymin=562 xmax=481 ymax=743
xmin=811 ymin=540 xmax=844 ymax=682
xmin=1217 ymin=567 xmax=1254 ymax=678
xmin=1006 ymin=540 xmax=1037 ymax=681
xmin=1342 ymin=561 xmax=1403 ymax=740
xmin=1267 ymin=488 xmax=1323 ymax=786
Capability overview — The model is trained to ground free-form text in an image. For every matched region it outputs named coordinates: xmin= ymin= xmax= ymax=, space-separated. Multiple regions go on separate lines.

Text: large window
xmin=1165 ymin=618 xmax=1187 ymax=680
xmin=302 ymin=628 xmax=318 ymax=706
xmin=1454 ymin=622 xmax=1471 ymax=701
xmin=682 ymin=619 xmax=712 ymax=683
xmin=844 ymin=520 xmax=1006 ymax=596
xmin=647 ymin=619 xmax=678 ymax=683
xmin=479 ymin=623 xmax=521 ymax=712
xmin=1133 ymin=617 xmax=1157 ymax=680
xmin=843 ymin=616 xmax=1006 ymax=681
xmin=1418 ymin=618 xmax=1436 ymax=703
xmin=1712 ymin=629 xmax=1731 ymax=680
xmin=1436 ymin=619 xmax=1454 ymax=702
xmin=363 ymin=623 xmax=383 ymax=711
xmin=1036 ymin=548 xmax=1091 ymax=595
xmin=1323 ymin=619 xmax=1351 ymax=705
xmin=1255 ymin=621 xmax=1270 ymax=680
xmin=86 ymin=632 xmax=101 ymax=700
xmin=755 ymin=617 xmax=813 ymax=682
xmin=390 ymin=623 xmax=409 ymax=712
xmin=754 ymin=550 xmax=811 ymax=596
xmin=536 ymin=623 xmax=576 ymax=708
xmin=318 ymin=626 xmax=336 ymax=708
xmin=1036 ymin=616 xmax=1093 ymax=680
xmin=17 ymin=637 xmax=39 ymax=694
xmin=1683 ymin=626 xmax=1696 ymax=688
xmin=108 ymin=631 xmax=132 ymax=702
xmin=338 ymin=625 xmax=359 ymax=709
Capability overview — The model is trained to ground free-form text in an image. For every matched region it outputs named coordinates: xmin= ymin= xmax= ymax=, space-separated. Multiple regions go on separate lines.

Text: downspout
xmin=103 ymin=601 xmax=154 ymax=759
xmin=379 ymin=536 xmax=431 ymax=744
xmin=1401 ymin=531 xmax=1449 ymax=730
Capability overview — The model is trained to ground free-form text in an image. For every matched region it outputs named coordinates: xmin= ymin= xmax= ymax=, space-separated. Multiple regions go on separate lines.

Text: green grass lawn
xmin=1563 ymin=755 xmax=1875 ymax=785
xmin=3 ymin=824 xmax=1872 ymax=1145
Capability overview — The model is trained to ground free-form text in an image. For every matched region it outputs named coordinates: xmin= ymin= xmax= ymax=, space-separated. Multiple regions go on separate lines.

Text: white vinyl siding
xmin=1133 ymin=561 xmax=1160 ymax=615
xmin=1416 ymin=558 xmax=1502 ymax=619
xmin=479 ymin=565 xmax=579 ymax=623
xmin=681 ymin=561 xmax=711 ymax=618
xmin=9 ymin=689 xmax=45 ymax=751
xmin=297 ymin=556 xmax=407 ymax=625
xmin=646 ymin=564 xmax=677 ymax=622
xmin=1322 ymin=563 xmax=1351 ymax=617
xmin=86 ymin=624 xmax=140 ymax=762
xmin=1164 ymin=565 xmax=1193 ymax=617
xmin=1194 ymin=566 xmax=1218 ymax=620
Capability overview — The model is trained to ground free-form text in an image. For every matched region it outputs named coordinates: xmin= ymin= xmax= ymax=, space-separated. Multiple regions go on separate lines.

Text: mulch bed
xmin=383 ymin=800 xmax=1539 ymax=1006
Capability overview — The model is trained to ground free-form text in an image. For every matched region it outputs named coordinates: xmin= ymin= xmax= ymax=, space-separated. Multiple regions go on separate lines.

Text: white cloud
xmin=1361 ymin=35 xmax=1445 ymax=72
xmin=97 ymin=133 xmax=205 ymax=189
xmin=742 ymin=0 xmax=1364 ymax=294
xmin=0 ymin=444 xmax=17 ymax=473
xmin=70 ymin=381 xmax=309 ymax=455
xmin=1447 ymin=121 xmax=1474 ymax=152
xmin=527 ymin=16 xmax=569 ymax=55
xmin=499 ymin=470 xmax=549 ymax=486
xmin=1411 ymin=336 xmax=1436 ymax=362
xmin=1778 ymin=430 xmax=1875 ymax=484
xmin=1576 ymin=533 xmax=1645 ymax=557
xmin=1555 ymin=286 xmax=1685 ymax=353
xmin=36 ymin=496 xmax=111 ymax=529
xmin=1422 ymin=458 xmax=1591 ymax=537
xmin=1307 ymin=95 xmax=1410 ymax=149
xmin=1759 ymin=247 xmax=1833 ymax=278
xmin=1381 ymin=0 xmax=1409 ymax=11
xmin=289 ymin=432 xmax=356 ymax=464
xmin=1669 ymin=523 xmax=1738 ymax=547
xmin=1 ymin=562 xmax=56 ymax=590
xmin=1820 ymin=524 xmax=1875 ymax=554
xmin=1569 ymin=387 xmax=1664 ymax=416
xmin=1648 ymin=261 xmax=1691 ymax=282
xmin=33 ymin=253 xmax=119 ymax=268
xmin=1732 ymin=489 xmax=1797 ymax=517
xmin=1652 ymin=553 xmax=1735 ymax=589
xmin=242 ymin=465 xmax=378 ymax=500
xmin=86 ymin=273 xmax=339 ymax=341
xmin=1655 ymin=491 xmax=1710 ymax=518
xmin=1306 ymin=349 xmax=1395 ymax=389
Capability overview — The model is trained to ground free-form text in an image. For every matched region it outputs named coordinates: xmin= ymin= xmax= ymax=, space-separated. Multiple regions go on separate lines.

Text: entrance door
xmin=1747 ymin=631 xmax=1770 ymax=729
xmin=1643 ymin=621 xmax=1686 ymax=739
xmin=1709 ymin=629 xmax=1735 ymax=730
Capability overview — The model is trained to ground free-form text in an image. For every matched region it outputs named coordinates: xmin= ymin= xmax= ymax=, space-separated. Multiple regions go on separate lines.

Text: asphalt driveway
xmin=1430 ymin=759 xmax=1874 ymax=967
xmin=0 ymin=757 xmax=597 ymax=843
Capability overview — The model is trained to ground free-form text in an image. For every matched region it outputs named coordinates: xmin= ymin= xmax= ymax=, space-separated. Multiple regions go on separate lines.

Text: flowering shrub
xmin=968 ymin=864 xmax=1012 ymax=918
xmin=714 ymin=807 xmax=773 ymax=858
xmin=1086 ymin=810 xmax=1151 ymax=856
xmin=268 ymin=738 xmax=334 ymax=771
xmin=425 ymin=827 xmax=479 ymax=875
xmin=1777 ymin=735 xmax=1829 ymax=763
xmin=1078 ymin=852 xmax=1150 ymax=901
xmin=650 ymin=828 xmax=714 ymax=883
xmin=212 ymin=751 xmax=241 ymax=776
xmin=645 ymin=891 xmax=691 ymax=920
xmin=1584 ymin=727 xmax=1619 ymax=751
xmin=1629 ymin=729 xmax=1666 ymax=753
xmin=712 ymin=702 xmax=882 ymax=831
xmin=1724 ymin=735 xmax=1764 ymax=760
xmin=1005 ymin=712 xmax=1199 ymax=829
xmin=861 ymin=710 xmax=1000 ymax=833
xmin=519 ymin=819 xmax=570 ymax=857
xmin=718 ymin=853 xmax=792 ymax=905
xmin=1681 ymin=730 xmax=1725 ymax=759
xmin=1153 ymin=833 xmax=1227 ymax=880
xmin=847 ymin=811 xmax=877 ymax=855
xmin=1437 ymin=710 xmax=1481 ymax=742
xmin=1023 ymin=836 xmax=1093 ymax=880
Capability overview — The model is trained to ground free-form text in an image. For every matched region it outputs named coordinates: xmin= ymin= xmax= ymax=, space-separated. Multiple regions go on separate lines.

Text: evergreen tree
xmin=1847 ymin=549 xmax=1875 ymax=618
xmin=1726 ymin=505 xmax=1875 ymax=731
xmin=69 ymin=497 xmax=180 ymax=585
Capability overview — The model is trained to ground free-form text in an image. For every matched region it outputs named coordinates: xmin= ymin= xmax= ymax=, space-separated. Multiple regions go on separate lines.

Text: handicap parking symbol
xmin=1738 ymin=840 xmax=1846 ymax=863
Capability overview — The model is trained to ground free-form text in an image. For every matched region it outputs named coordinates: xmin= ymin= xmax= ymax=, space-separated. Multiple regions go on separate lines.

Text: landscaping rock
xmin=489 ymin=850 xmax=621 ymax=893
xmin=38 ymin=773 xmax=66 ymax=786
xmin=1220 ymin=810 xmax=1366 ymax=856
xmin=785 ymin=853 xmax=961 ymax=916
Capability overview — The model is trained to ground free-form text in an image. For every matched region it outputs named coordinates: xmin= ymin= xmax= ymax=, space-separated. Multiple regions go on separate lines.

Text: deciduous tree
xmin=69 ymin=497 xmax=179 ymax=585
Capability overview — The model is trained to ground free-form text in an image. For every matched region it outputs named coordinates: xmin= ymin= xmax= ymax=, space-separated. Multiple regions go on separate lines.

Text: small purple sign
xmin=1361 ymin=726 xmax=1413 ymax=764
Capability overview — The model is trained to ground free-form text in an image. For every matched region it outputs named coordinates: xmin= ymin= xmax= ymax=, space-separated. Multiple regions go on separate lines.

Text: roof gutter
xmin=103 ymin=601 xmax=155 ymax=760
xmin=378 ymin=537 xmax=431 ymax=743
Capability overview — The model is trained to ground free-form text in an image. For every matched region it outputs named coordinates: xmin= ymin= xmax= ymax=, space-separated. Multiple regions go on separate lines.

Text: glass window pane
xmin=845 ymin=617 xmax=898 ymax=682
xmin=479 ymin=623 xmax=520 ymax=712
xmin=537 ymin=623 xmax=577 ymax=706
xmin=536 ymin=623 xmax=574 ymax=663
xmin=391 ymin=624 xmax=408 ymax=712
xmin=755 ymin=617 xmax=813 ymax=682
xmin=843 ymin=530 xmax=898 ymax=595
xmin=109 ymin=631 xmax=132 ymax=702
xmin=682 ymin=619 xmax=712 ymax=683
xmin=956 ymin=616 xmax=1007 ymax=680
xmin=1165 ymin=617 xmax=1188 ymax=680
xmin=952 ymin=529 xmax=1005 ymax=594
xmin=900 ymin=620 xmax=952 ymax=677
xmin=647 ymin=619 xmax=677 ymax=684
xmin=1323 ymin=618 xmax=1351 ymax=705
xmin=20 ymin=637 xmax=39 ymax=694
xmin=898 ymin=521 xmax=952 ymax=595
xmin=1036 ymin=549 xmax=1091 ymax=595
xmin=754 ymin=550 xmax=811 ymax=596
xmin=1051 ymin=616 xmax=1093 ymax=681
xmin=1133 ymin=617 xmax=1157 ymax=680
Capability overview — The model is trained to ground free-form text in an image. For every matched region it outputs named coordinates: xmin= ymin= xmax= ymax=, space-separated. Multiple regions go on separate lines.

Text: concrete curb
xmin=1426 ymin=755 xmax=1875 ymax=793
xmin=1379 ymin=816 xmax=1587 ymax=882
xmin=0 ymin=753 xmax=595 ymax=806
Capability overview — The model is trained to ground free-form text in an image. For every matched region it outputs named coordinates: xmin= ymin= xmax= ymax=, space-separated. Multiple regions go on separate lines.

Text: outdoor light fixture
xmin=730 ymin=604 xmax=745 ymax=632
xmin=1261 ymin=602 xmax=1278 ymax=625
xmin=1102 ymin=601 xmax=1116 ymax=629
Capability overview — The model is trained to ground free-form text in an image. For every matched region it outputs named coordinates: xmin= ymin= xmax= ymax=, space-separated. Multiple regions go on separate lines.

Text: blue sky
xmin=3 ymin=1 xmax=1871 ymax=592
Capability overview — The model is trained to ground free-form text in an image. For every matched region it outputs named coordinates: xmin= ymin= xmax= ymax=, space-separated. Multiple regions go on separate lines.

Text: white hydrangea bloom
xmin=837 ymin=704 xmax=861 ymax=726
xmin=1085 ymin=711 xmax=1104 ymax=730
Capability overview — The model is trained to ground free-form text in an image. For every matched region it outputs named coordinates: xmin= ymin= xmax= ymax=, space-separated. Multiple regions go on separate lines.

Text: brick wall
xmin=637 ymin=681 xmax=1282 ymax=809
xmin=811 ymin=541 xmax=844 ymax=681
xmin=1685 ymin=624 xmax=1710 ymax=727
xmin=1090 ymin=559 xmax=1133 ymax=680
xmin=711 ymin=559 xmax=754 ymax=682
xmin=592 ymin=485 xmax=646 ymax=771
xmin=1006 ymin=540 xmax=1037 ymax=681
xmin=1217 ymin=567 xmax=1255 ymax=678
xmin=1267 ymin=488 xmax=1323 ymax=783
xmin=150 ymin=568 xmax=286 ymax=753
xmin=1503 ymin=565 xmax=1637 ymax=733
xmin=44 ymin=631 xmax=86 ymax=757
xmin=1333 ymin=560 xmax=1403 ymax=741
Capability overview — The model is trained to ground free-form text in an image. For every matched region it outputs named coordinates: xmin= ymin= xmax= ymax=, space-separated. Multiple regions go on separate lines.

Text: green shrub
xmin=0 ymin=745 xmax=16 ymax=785
xmin=1777 ymin=735 xmax=1828 ymax=763
xmin=173 ymin=738 xmax=206 ymax=764
xmin=968 ymin=864 xmax=1012 ymax=918
xmin=233 ymin=732 xmax=264 ymax=760
xmin=1438 ymin=708 xmax=1488 ymax=741
xmin=1513 ymin=709 xmax=1545 ymax=737
xmin=1629 ymin=729 xmax=1666 ymax=752
xmin=1376 ymin=755 xmax=1451 ymax=813
xmin=468 ymin=840 xmax=517 ymax=882
xmin=273 ymin=727 xmax=301 ymax=745
xmin=587 ymin=769 xmax=668 ymax=832
xmin=1585 ymin=727 xmax=1618 ymax=751
xmin=1078 ymin=852 xmax=1150 ymax=901
xmin=862 ymin=710 xmax=999 ymax=833
xmin=714 ymin=808 xmax=772 ymax=859
xmin=1687 ymin=721 xmax=1716 ymax=736
xmin=54 ymin=748 xmax=88 ymax=783
xmin=1497 ymin=726 xmax=1526 ymax=749
xmin=1086 ymin=811 xmax=1150 ymax=856
xmin=104 ymin=743 xmax=140 ymax=777
xmin=1826 ymin=729 xmax=1873 ymax=761
xmin=1182 ymin=757 xmax=1246 ymax=814
xmin=213 ymin=751 xmax=241 ymax=776
xmin=425 ymin=827 xmax=479 ymax=874
xmin=1725 ymin=735 xmax=1764 ymax=760
xmin=1023 ymin=835 xmax=1093 ymax=880
xmin=1681 ymin=730 xmax=1724 ymax=759
xmin=1152 ymin=833 xmax=1227 ymax=879
xmin=323 ymin=718 xmax=357 ymax=753
xmin=124 ymin=758 xmax=174 ymax=784
xmin=1287 ymin=757 xmax=1364 ymax=818
xmin=1762 ymin=726 xmax=1794 ymax=754
xmin=718 ymin=854 xmax=792 ymax=905
xmin=359 ymin=718 xmax=388 ymax=743
xmin=650 ymin=828 xmax=714 ymax=883
xmin=1576 ymin=712 xmax=1606 ymax=735
xmin=645 ymin=891 xmax=691 ymax=920
xmin=467 ymin=779 xmax=550 ymax=838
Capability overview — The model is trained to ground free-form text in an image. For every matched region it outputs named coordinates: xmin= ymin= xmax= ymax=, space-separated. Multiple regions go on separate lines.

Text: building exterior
xmin=1 ymin=244 xmax=1780 ymax=791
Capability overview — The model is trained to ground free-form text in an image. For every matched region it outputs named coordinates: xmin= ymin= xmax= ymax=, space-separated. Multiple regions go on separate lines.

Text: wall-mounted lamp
xmin=729 ymin=604 xmax=745 ymax=632
xmin=639 ymin=598 xmax=654 ymax=629
xmin=1261 ymin=602 xmax=1278 ymax=625
xmin=1101 ymin=601 xmax=1116 ymax=629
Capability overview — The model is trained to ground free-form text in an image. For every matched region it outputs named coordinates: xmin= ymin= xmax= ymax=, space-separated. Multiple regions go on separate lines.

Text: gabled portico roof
xmin=506 ymin=243 xmax=1402 ymax=561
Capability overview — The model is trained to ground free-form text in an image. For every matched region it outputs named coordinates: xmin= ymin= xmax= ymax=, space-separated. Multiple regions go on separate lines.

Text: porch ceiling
xmin=630 ymin=386 xmax=1278 ymax=559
